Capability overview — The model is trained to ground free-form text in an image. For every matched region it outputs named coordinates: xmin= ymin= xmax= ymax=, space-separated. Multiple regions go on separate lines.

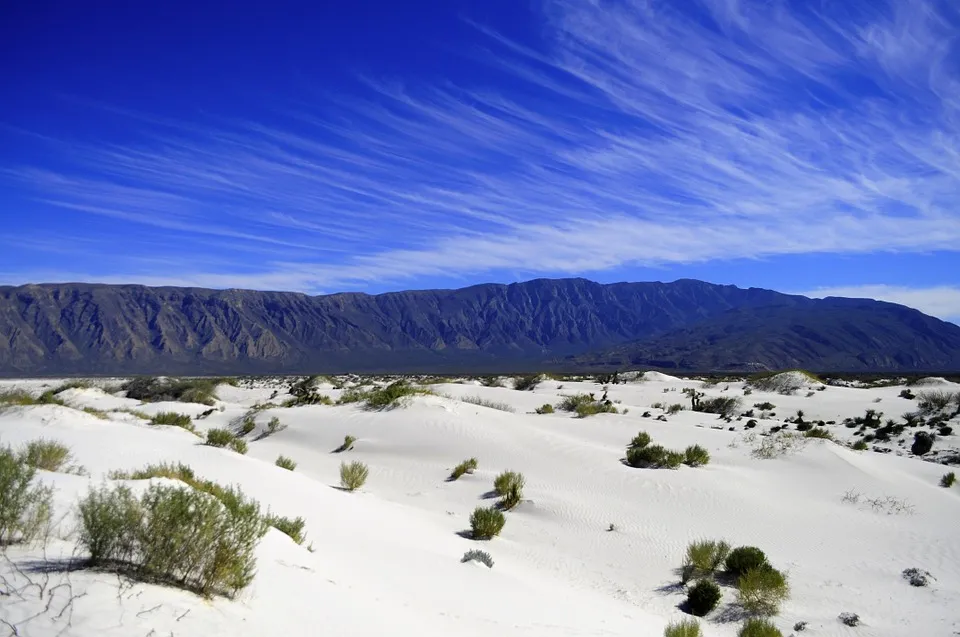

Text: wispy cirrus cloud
xmin=2 ymin=0 xmax=958 ymax=293
xmin=803 ymin=284 xmax=960 ymax=323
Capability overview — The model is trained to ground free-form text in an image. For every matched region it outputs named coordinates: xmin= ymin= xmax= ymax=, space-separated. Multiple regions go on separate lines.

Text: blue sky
xmin=2 ymin=0 xmax=959 ymax=321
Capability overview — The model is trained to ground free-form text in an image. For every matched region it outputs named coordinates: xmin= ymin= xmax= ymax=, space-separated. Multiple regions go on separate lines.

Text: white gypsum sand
xmin=0 ymin=373 xmax=957 ymax=637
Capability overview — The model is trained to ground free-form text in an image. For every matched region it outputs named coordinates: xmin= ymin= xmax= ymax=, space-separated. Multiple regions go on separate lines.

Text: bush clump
xmin=361 ymin=381 xmax=431 ymax=410
xmin=683 ymin=445 xmax=711 ymax=467
xmin=513 ymin=375 xmax=541 ymax=391
xmin=122 ymin=377 xmax=229 ymax=406
xmin=461 ymin=549 xmax=494 ymax=568
xmin=802 ymin=428 xmax=833 ymax=440
xmin=78 ymin=482 xmax=267 ymax=598
xmin=470 ymin=506 xmax=506 ymax=540
xmin=685 ymin=579 xmax=722 ymax=617
xmin=449 ymin=458 xmax=478 ymax=481
xmin=941 ymin=472 xmax=956 ymax=488
xmin=664 ymin=618 xmax=702 ymax=637
xmin=149 ymin=412 xmax=194 ymax=431
xmin=229 ymin=438 xmax=248 ymax=455
xmin=0 ymin=446 xmax=54 ymax=545
xmin=725 ymin=546 xmax=768 ymax=577
xmin=736 ymin=566 xmax=789 ymax=616
xmin=493 ymin=471 xmax=525 ymax=510
xmin=629 ymin=431 xmax=652 ymax=450
xmin=535 ymin=404 xmax=554 ymax=414
xmin=684 ymin=539 xmax=731 ymax=579
xmin=340 ymin=461 xmax=369 ymax=491
xmin=19 ymin=438 xmax=73 ymax=472
xmin=264 ymin=513 xmax=307 ymax=545
xmin=275 ymin=455 xmax=297 ymax=471
xmin=738 ymin=618 xmax=783 ymax=637
xmin=334 ymin=435 xmax=356 ymax=453
xmin=698 ymin=396 xmax=742 ymax=417
xmin=911 ymin=431 xmax=934 ymax=455
xmin=206 ymin=428 xmax=236 ymax=448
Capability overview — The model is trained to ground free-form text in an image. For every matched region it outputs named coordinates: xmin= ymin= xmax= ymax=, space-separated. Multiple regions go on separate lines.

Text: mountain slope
xmin=0 ymin=279 xmax=958 ymax=374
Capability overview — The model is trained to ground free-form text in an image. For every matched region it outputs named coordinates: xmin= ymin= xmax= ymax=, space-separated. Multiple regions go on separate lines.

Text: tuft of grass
xmin=360 ymin=381 xmax=432 ymax=410
xmin=558 ymin=393 xmax=619 ymax=417
xmin=229 ymin=438 xmax=248 ymax=455
xmin=275 ymin=455 xmax=297 ymax=471
xmin=340 ymin=461 xmax=369 ymax=491
xmin=685 ymin=579 xmax=722 ymax=617
xmin=334 ymin=435 xmax=357 ymax=453
xmin=240 ymin=418 xmax=256 ymax=436
xmin=851 ymin=439 xmax=868 ymax=451
xmin=941 ymin=472 xmax=956 ymax=488
xmin=726 ymin=546 xmax=768 ymax=577
xmin=149 ymin=411 xmax=194 ymax=432
xmin=122 ymin=376 xmax=229 ymax=406
xmin=626 ymin=443 xmax=684 ymax=469
xmin=19 ymin=438 xmax=73 ymax=473
xmin=493 ymin=471 xmax=525 ymax=510
xmin=664 ymin=619 xmax=702 ymax=637
xmin=629 ymin=431 xmax=652 ymax=450
xmin=459 ymin=395 xmax=515 ymax=412
xmin=683 ymin=444 xmax=711 ymax=467
xmin=264 ymin=513 xmax=307 ymax=544
xmin=684 ymin=539 xmax=731 ymax=579
xmin=449 ymin=458 xmax=479 ymax=481
xmin=82 ymin=406 xmax=109 ymax=420
xmin=470 ymin=506 xmax=506 ymax=540
xmin=697 ymin=396 xmax=742 ymax=417
xmin=461 ymin=549 xmax=494 ymax=568
xmin=0 ymin=445 xmax=54 ymax=545
xmin=736 ymin=566 xmax=790 ymax=617
xmin=0 ymin=389 xmax=63 ymax=408
xmin=738 ymin=619 xmax=783 ymax=637
xmin=535 ymin=403 xmax=555 ymax=414
xmin=50 ymin=380 xmax=92 ymax=394
xmin=513 ymin=375 xmax=541 ymax=391
xmin=205 ymin=428 xmax=236 ymax=448
xmin=803 ymin=428 xmax=834 ymax=440
xmin=115 ymin=407 xmax=152 ymax=420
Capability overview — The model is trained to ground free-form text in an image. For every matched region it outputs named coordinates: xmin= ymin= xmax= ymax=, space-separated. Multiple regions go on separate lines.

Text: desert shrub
xmin=469 ymin=506 xmax=505 ymax=540
xmin=362 ymin=381 xmax=431 ymax=410
xmin=698 ymin=396 xmax=742 ymax=417
xmin=683 ymin=445 xmax=711 ymax=467
xmin=667 ymin=403 xmax=684 ymax=415
xmin=229 ymin=439 xmax=248 ymax=455
xmin=738 ymin=618 xmax=783 ymax=637
xmin=685 ymin=539 xmax=731 ymax=578
xmin=748 ymin=370 xmax=821 ymax=394
xmin=82 ymin=406 xmax=109 ymax=419
xmin=753 ymin=402 xmax=776 ymax=411
xmin=122 ymin=377 xmax=226 ymax=406
xmin=535 ymin=403 xmax=554 ymax=414
xmin=493 ymin=471 xmax=525 ymax=510
xmin=902 ymin=567 xmax=933 ymax=586
xmin=726 ymin=546 xmax=768 ymax=577
xmin=663 ymin=450 xmax=684 ymax=469
xmin=461 ymin=549 xmax=494 ymax=568
xmin=626 ymin=444 xmax=668 ymax=468
xmin=19 ymin=439 xmax=72 ymax=472
xmin=664 ymin=618 xmax=702 ymax=637
xmin=78 ymin=482 xmax=267 ymax=597
xmin=685 ymin=579 xmax=722 ymax=616
xmin=513 ymin=375 xmax=541 ymax=391
xmin=899 ymin=389 xmax=915 ymax=399
xmin=206 ymin=428 xmax=235 ymax=448
xmin=940 ymin=426 xmax=953 ymax=436
xmin=0 ymin=446 xmax=54 ymax=545
xmin=748 ymin=431 xmax=806 ymax=459
xmin=558 ymin=393 xmax=596 ymax=412
xmin=340 ymin=461 xmax=369 ymax=491
xmin=941 ymin=472 xmax=956 ymax=488
xmin=449 ymin=458 xmax=478 ymax=481
xmin=629 ymin=431 xmax=652 ymax=450
xmin=334 ymin=435 xmax=356 ymax=453
xmin=275 ymin=455 xmax=297 ymax=471
xmin=575 ymin=401 xmax=618 ymax=418
xmin=736 ymin=566 xmax=789 ymax=616
xmin=0 ymin=389 xmax=47 ymax=407
xmin=240 ymin=418 xmax=256 ymax=435
xmin=851 ymin=440 xmax=868 ymax=451
xmin=916 ymin=390 xmax=957 ymax=413
xmin=460 ymin=395 xmax=515 ymax=412
xmin=149 ymin=412 xmax=194 ymax=431
xmin=803 ymin=428 xmax=833 ymax=440
xmin=264 ymin=514 xmax=306 ymax=544
xmin=480 ymin=376 xmax=504 ymax=388
xmin=911 ymin=431 xmax=935 ymax=455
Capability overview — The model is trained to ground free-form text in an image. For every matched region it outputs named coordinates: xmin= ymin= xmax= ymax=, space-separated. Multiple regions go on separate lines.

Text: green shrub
xmin=0 ymin=390 xmax=44 ymax=407
xmin=663 ymin=450 xmax=684 ymax=469
xmin=684 ymin=539 xmax=731 ymax=579
xmin=150 ymin=412 xmax=194 ymax=431
xmin=698 ymin=396 xmax=742 ymax=417
xmin=667 ymin=403 xmax=685 ymax=415
xmin=738 ymin=618 xmax=783 ymax=637
xmin=558 ymin=394 xmax=595 ymax=412
xmin=911 ymin=431 xmax=934 ymax=455
xmin=535 ymin=404 xmax=555 ymax=414
xmin=450 ymin=458 xmax=478 ymax=481
xmin=626 ymin=443 xmax=686 ymax=469
xmin=461 ymin=549 xmax=494 ymax=567
xmin=240 ymin=418 xmax=256 ymax=436
xmin=575 ymin=401 xmax=618 ymax=418
xmin=340 ymin=461 xmax=369 ymax=491
xmin=803 ymin=428 xmax=833 ymax=440
xmin=629 ymin=431 xmax=652 ymax=450
xmin=229 ymin=439 xmax=248 ymax=455
xmin=275 ymin=455 xmax=297 ymax=471
xmin=470 ymin=506 xmax=505 ymax=540
xmin=334 ymin=435 xmax=356 ymax=453
xmin=493 ymin=471 xmax=525 ymax=510
xmin=851 ymin=440 xmax=868 ymax=451
xmin=206 ymin=428 xmax=235 ymax=448
xmin=664 ymin=618 xmax=702 ymax=637
xmin=362 ymin=381 xmax=431 ymax=410
xmin=941 ymin=472 xmax=956 ymax=488
xmin=82 ymin=406 xmax=109 ymax=419
xmin=725 ymin=546 xmax=768 ymax=577
xmin=683 ymin=445 xmax=711 ymax=467
xmin=513 ymin=375 xmax=541 ymax=391
xmin=460 ymin=395 xmax=515 ymax=412
xmin=685 ymin=579 xmax=722 ymax=616
xmin=0 ymin=446 xmax=54 ymax=545
xmin=736 ymin=566 xmax=789 ymax=616
xmin=122 ymin=377 xmax=232 ymax=406
xmin=19 ymin=438 xmax=73 ymax=472
xmin=78 ymin=482 xmax=267 ymax=598
xmin=264 ymin=514 xmax=306 ymax=544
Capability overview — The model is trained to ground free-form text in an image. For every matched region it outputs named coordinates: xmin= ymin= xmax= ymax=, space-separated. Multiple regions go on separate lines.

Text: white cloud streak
xmin=802 ymin=285 xmax=960 ymax=322
xmin=3 ymin=0 xmax=959 ymax=292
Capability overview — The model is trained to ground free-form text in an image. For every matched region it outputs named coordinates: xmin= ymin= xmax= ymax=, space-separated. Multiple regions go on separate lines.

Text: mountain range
xmin=1 ymin=278 xmax=959 ymax=376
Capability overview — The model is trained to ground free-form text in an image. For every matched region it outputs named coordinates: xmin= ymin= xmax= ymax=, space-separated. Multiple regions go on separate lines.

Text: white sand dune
xmin=1 ymin=375 xmax=958 ymax=637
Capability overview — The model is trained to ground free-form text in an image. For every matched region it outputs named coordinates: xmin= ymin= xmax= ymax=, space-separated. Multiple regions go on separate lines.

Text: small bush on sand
xmin=460 ymin=395 xmax=515 ymax=412
xmin=851 ymin=439 xmax=868 ymax=451
xmin=726 ymin=546 xmax=768 ymax=577
xmin=122 ymin=377 xmax=228 ymax=406
xmin=240 ymin=418 xmax=256 ymax=436
xmin=229 ymin=438 xmax=248 ymax=455
xmin=275 ymin=455 xmax=297 ymax=471
xmin=264 ymin=514 xmax=307 ymax=544
xmin=738 ymin=618 xmax=783 ymax=637
xmin=629 ymin=431 xmax=652 ymax=450
xmin=911 ymin=431 xmax=934 ymax=455
xmin=626 ymin=444 xmax=682 ymax=469
xmin=494 ymin=471 xmax=525 ymax=510
xmin=470 ymin=506 xmax=506 ymax=540
xmin=362 ymin=381 xmax=431 ymax=410
xmin=685 ymin=539 xmax=731 ymax=579
xmin=449 ymin=458 xmax=479 ymax=481
xmin=0 ymin=446 xmax=54 ymax=545
xmin=737 ymin=566 xmax=789 ymax=616
xmin=941 ymin=472 xmax=956 ymax=488
xmin=0 ymin=390 xmax=43 ymax=407
xmin=461 ymin=549 xmax=494 ymax=568
xmin=78 ymin=482 xmax=266 ymax=598
xmin=19 ymin=439 xmax=73 ymax=473
xmin=150 ymin=412 xmax=194 ymax=431
xmin=685 ymin=579 xmax=722 ymax=616
xmin=334 ymin=435 xmax=356 ymax=453
xmin=206 ymin=428 xmax=235 ymax=448
xmin=683 ymin=445 xmax=711 ymax=467
xmin=803 ymin=428 xmax=833 ymax=440
xmin=340 ymin=461 xmax=369 ymax=491
xmin=535 ymin=403 xmax=554 ymax=414
xmin=698 ymin=396 xmax=742 ymax=417
xmin=664 ymin=618 xmax=702 ymax=637
xmin=513 ymin=375 xmax=541 ymax=391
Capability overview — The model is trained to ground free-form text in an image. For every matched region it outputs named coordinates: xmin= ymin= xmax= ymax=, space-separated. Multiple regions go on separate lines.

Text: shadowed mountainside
xmin=1 ymin=278 xmax=958 ymax=375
